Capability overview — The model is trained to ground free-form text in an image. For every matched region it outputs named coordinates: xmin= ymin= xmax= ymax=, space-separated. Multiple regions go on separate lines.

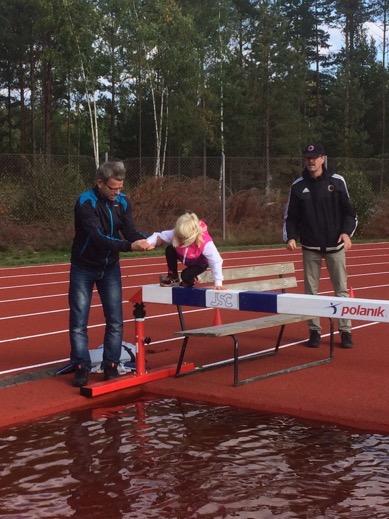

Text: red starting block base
xmin=80 ymin=362 xmax=195 ymax=398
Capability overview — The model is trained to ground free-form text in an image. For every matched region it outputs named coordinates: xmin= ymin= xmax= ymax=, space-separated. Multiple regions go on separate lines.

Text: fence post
xmin=221 ymin=152 xmax=226 ymax=241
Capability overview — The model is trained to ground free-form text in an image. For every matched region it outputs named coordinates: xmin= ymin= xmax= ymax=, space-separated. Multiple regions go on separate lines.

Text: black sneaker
xmin=180 ymin=281 xmax=194 ymax=288
xmin=72 ymin=365 xmax=89 ymax=387
xmin=306 ymin=330 xmax=321 ymax=348
xmin=104 ymin=362 xmax=119 ymax=381
xmin=340 ymin=332 xmax=353 ymax=349
xmin=160 ymin=273 xmax=180 ymax=287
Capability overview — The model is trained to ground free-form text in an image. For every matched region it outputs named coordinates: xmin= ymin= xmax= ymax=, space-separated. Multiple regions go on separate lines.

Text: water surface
xmin=0 ymin=397 xmax=388 ymax=518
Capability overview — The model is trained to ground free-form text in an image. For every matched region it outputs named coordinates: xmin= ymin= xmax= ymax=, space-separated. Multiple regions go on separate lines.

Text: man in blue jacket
xmin=69 ymin=160 xmax=151 ymax=387
xmin=283 ymin=144 xmax=358 ymax=349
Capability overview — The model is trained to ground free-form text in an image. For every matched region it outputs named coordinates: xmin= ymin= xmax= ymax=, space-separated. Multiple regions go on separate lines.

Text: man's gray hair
xmin=96 ymin=161 xmax=126 ymax=182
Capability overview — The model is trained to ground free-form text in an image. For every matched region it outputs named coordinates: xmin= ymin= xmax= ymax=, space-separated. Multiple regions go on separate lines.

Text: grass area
xmin=0 ymin=249 xmax=161 ymax=267
xmin=0 ymin=243 xmax=285 ymax=267
xmin=0 ymin=250 xmax=71 ymax=267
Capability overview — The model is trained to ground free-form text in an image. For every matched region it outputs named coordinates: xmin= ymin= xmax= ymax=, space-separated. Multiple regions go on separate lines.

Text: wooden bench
xmin=174 ymin=262 xmax=334 ymax=385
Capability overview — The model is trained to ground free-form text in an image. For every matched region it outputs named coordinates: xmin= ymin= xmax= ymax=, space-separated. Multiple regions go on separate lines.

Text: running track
xmin=1 ymin=242 xmax=389 ymax=377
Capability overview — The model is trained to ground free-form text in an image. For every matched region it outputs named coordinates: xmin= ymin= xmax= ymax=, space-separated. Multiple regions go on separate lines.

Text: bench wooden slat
xmin=175 ymin=262 xmax=334 ymax=386
xmin=198 ymin=262 xmax=295 ymax=283
xmin=176 ymin=314 xmax=313 ymax=338
xmin=174 ymin=261 xmax=333 ymax=386
xmin=224 ymin=277 xmax=297 ymax=292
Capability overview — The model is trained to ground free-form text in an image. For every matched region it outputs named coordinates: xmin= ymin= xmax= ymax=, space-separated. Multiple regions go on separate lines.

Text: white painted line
xmin=1 ymin=257 xmax=389 ymax=290
xmin=0 ymin=308 xmax=209 ymax=344
xmin=0 ymin=321 xmax=380 ymax=376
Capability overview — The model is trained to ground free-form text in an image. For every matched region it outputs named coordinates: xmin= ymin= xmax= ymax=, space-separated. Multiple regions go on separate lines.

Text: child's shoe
xmin=180 ymin=280 xmax=195 ymax=288
xmin=160 ymin=273 xmax=180 ymax=287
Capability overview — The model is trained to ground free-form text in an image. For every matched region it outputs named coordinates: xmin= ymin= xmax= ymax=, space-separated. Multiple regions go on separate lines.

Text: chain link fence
xmin=0 ymin=153 xmax=387 ymax=250
xmin=124 ymin=155 xmax=389 ymax=191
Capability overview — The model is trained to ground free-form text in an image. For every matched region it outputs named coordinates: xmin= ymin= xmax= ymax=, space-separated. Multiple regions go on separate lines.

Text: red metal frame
xmin=80 ymin=293 xmax=194 ymax=398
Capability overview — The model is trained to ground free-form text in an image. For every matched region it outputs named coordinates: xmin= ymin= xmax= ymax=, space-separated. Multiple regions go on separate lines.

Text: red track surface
xmin=1 ymin=243 xmax=389 ymax=432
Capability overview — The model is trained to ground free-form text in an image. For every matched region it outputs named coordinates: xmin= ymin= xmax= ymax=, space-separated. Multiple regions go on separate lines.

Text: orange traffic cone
xmin=213 ymin=308 xmax=223 ymax=325
xmin=348 ymin=287 xmax=355 ymax=298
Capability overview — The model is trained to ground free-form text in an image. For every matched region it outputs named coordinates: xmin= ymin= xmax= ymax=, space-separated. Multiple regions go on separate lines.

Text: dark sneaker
xmin=160 ymin=273 xmax=180 ymax=287
xmin=72 ymin=365 xmax=89 ymax=387
xmin=180 ymin=281 xmax=194 ymax=288
xmin=340 ymin=332 xmax=353 ymax=349
xmin=306 ymin=330 xmax=321 ymax=348
xmin=104 ymin=362 xmax=119 ymax=381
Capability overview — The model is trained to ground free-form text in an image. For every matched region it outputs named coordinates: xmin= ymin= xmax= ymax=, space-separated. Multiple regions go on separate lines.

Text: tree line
xmin=1 ymin=0 xmax=388 ymax=172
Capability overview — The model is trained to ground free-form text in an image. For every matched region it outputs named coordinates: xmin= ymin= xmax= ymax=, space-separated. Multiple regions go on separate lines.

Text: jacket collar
xmin=303 ymin=166 xmax=329 ymax=182
xmin=93 ymin=184 xmax=114 ymax=203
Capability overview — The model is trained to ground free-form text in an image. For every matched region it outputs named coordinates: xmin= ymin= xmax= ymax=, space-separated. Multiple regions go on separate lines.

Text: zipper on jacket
xmin=104 ymin=202 xmax=114 ymax=266
xmin=183 ymin=247 xmax=188 ymax=265
xmin=80 ymin=236 xmax=91 ymax=256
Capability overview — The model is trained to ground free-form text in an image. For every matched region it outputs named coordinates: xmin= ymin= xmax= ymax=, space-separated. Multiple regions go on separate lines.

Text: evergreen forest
xmin=1 ymin=0 xmax=388 ymax=165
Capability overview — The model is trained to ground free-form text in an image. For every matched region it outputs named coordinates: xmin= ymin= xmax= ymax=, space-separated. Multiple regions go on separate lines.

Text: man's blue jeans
xmin=69 ymin=262 xmax=123 ymax=369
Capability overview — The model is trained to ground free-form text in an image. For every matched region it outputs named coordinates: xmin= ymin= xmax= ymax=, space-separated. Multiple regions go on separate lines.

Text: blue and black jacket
xmin=71 ymin=186 xmax=145 ymax=269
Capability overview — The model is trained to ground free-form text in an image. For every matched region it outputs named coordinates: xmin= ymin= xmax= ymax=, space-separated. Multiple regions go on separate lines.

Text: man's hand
xmin=213 ymin=284 xmax=225 ymax=290
xmin=131 ymin=239 xmax=154 ymax=251
xmin=338 ymin=233 xmax=352 ymax=251
xmin=287 ymin=239 xmax=297 ymax=251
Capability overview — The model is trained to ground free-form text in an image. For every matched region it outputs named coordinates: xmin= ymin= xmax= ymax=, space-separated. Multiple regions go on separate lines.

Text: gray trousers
xmin=302 ymin=248 xmax=351 ymax=333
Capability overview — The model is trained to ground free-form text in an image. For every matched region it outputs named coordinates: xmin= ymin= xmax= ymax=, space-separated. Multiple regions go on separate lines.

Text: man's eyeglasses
xmin=104 ymin=182 xmax=123 ymax=193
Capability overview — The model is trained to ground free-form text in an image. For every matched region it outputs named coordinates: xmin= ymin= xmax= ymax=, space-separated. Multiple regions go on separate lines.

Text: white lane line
xmin=0 ymin=240 xmax=387 ymax=270
xmin=2 ymin=273 xmax=389 ymax=310
xmin=0 ymin=292 xmax=69 ymax=304
xmin=2 ymin=259 xmax=389 ymax=291
xmin=1 ymin=245 xmax=389 ymax=280
xmin=0 ymin=357 xmax=71 ymax=375
xmin=0 ymin=283 xmax=145 ymax=303
xmin=0 ymin=261 xmax=165 ymax=280
xmin=0 ymin=270 xmax=160 ymax=289
xmin=0 ymin=308 xmax=209 ymax=344
xmin=0 ymin=321 xmax=380 ymax=376
xmin=193 ymin=321 xmax=381 ymax=368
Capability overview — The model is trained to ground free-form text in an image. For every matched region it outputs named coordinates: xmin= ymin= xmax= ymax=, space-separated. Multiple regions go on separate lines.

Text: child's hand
xmin=132 ymin=239 xmax=154 ymax=251
xmin=213 ymin=284 xmax=225 ymax=290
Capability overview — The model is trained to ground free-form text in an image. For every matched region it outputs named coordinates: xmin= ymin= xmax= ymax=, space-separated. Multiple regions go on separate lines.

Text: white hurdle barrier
xmin=142 ymin=285 xmax=389 ymax=323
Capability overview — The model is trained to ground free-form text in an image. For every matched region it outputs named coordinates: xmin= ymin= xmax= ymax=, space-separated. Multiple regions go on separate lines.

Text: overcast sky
xmin=327 ymin=21 xmax=385 ymax=55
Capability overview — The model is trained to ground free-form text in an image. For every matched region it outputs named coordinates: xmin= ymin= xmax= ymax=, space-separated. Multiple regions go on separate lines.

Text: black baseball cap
xmin=303 ymin=143 xmax=326 ymax=157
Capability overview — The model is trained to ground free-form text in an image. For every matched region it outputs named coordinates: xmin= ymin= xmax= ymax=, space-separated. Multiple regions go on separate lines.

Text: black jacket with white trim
xmin=283 ymin=168 xmax=358 ymax=253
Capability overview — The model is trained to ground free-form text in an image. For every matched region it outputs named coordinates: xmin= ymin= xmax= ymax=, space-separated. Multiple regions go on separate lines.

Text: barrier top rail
xmin=141 ymin=285 xmax=389 ymax=324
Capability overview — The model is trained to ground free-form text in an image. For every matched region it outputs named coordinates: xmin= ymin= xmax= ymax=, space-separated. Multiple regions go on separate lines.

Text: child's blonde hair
xmin=173 ymin=212 xmax=203 ymax=247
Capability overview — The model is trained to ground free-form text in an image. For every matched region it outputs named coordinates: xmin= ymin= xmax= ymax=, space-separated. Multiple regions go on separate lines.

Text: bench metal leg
xmin=235 ymin=318 xmax=335 ymax=386
xmin=177 ymin=305 xmax=185 ymax=331
xmin=329 ymin=318 xmax=334 ymax=359
xmin=232 ymin=335 xmax=239 ymax=386
xmin=232 ymin=327 xmax=286 ymax=386
xmin=176 ymin=327 xmax=284 ymax=383
xmin=176 ymin=320 xmax=335 ymax=384
xmin=275 ymin=324 xmax=286 ymax=353
xmin=176 ymin=335 xmax=240 ymax=378
xmin=176 ymin=336 xmax=189 ymax=376
xmin=175 ymin=306 xmax=189 ymax=377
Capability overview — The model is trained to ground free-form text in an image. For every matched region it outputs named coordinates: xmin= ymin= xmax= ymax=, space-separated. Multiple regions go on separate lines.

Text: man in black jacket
xmin=69 ymin=160 xmax=151 ymax=387
xmin=283 ymin=144 xmax=358 ymax=349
